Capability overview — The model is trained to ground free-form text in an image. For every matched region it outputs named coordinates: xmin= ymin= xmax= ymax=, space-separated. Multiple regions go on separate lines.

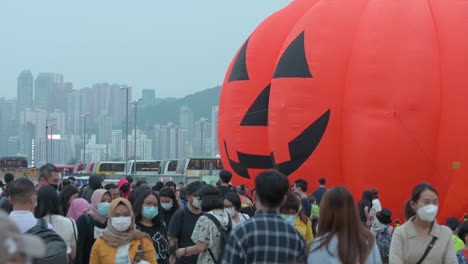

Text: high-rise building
xmin=82 ymin=134 xmax=107 ymax=162
xmin=0 ymin=98 xmax=17 ymax=156
xmin=111 ymin=130 xmax=123 ymax=160
xmin=194 ymin=118 xmax=211 ymax=157
xmin=66 ymin=90 xmax=81 ymax=136
xmin=48 ymin=138 xmax=70 ymax=165
xmin=211 ymin=106 xmax=219 ymax=157
xmin=7 ymin=137 xmax=19 ymax=156
xmin=79 ymin=88 xmax=93 ymax=118
xmin=35 ymin=73 xmax=62 ymax=112
xmin=16 ymin=70 xmax=34 ymax=118
xmin=179 ymin=106 xmax=194 ymax=157
xmin=96 ymin=115 xmax=112 ymax=144
xmin=51 ymin=81 xmax=73 ymax=113
xmin=90 ymin=83 xmax=131 ymax=128
xmin=20 ymin=108 xmax=47 ymax=163
xmin=49 ymin=110 xmax=66 ymax=135
xmin=123 ymin=129 xmax=152 ymax=160
xmin=142 ymin=89 xmax=156 ymax=106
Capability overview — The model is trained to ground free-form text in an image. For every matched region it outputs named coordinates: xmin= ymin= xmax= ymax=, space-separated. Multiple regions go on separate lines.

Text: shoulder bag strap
xmin=70 ymin=218 xmax=77 ymax=243
xmin=416 ymin=237 xmax=438 ymax=264
xmin=204 ymin=213 xmax=221 ymax=264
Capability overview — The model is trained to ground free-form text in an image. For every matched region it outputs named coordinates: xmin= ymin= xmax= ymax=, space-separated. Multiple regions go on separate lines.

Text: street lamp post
xmin=50 ymin=123 xmax=55 ymax=164
xmin=81 ymin=113 xmax=90 ymax=164
xmin=45 ymin=125 xmax=49 ymax=164
xmin=131 ymin=99 xmax=143 ymax=174
xmin=121 ymin=86 xmax=130 ymax=172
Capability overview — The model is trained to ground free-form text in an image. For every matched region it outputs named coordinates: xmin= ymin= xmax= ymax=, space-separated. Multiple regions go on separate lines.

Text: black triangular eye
xmin=273 ymin=32 xmax=312 ymax=78
xmin=228 ymin=39 xmax=250 ymax=82
xmin=240 ymin=84 xmax=270 ymax=126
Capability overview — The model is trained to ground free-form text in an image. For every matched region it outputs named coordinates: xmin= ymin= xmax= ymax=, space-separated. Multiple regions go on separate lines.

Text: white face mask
xmin=111 ymin=216 xmax=132 ymax=232
xmin=191 ymin=197 xmax=201 ymax=209
xmin=417 ymin=204 xmax=438 ymax=222
xmin=225 ymin=207 xmax=236 ymax=217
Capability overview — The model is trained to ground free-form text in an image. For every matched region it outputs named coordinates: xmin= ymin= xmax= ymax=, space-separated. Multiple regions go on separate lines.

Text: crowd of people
xmin=0 ymin=163 xmax=467 ymax=264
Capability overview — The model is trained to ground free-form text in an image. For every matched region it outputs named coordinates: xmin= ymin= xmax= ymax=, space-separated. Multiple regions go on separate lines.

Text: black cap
xmin=376 ymin=208 xmax=392 ymax=225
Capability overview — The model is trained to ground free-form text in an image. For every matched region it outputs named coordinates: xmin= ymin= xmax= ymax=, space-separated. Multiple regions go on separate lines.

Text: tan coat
xmin=389 ymin=217 xmax=457 ymax=264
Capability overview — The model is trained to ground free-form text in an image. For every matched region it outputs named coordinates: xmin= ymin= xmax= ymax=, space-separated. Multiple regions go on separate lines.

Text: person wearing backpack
xmin=371 ymin=208 xmax=393 ymax=263
xmin=0 ymin=211 xmax=46 ymax=263
xmin=175 ymin=185 xmax=231 ymax=264
xmin=8 ymin=178 xmax=68 ymax=264
xmin=35 ymin=185 xmax=78 ymax=262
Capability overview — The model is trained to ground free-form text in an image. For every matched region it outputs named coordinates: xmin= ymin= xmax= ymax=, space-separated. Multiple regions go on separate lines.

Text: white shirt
xmin=9 ymin=211 xmax=54 ymax=233
xmin=115 ymin=243 xmax=131 ymax=264
xmin=43 ymin=214 xmax=77 ymax=254
xmin=372 ymin=199 xmax=382 ymax=212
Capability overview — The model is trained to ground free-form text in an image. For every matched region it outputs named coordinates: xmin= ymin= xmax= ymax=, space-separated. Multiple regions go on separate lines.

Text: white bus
xmin=176 ymin=157 xmax=223 ymax=177
xmin=162 ymin=160 xmax=179 ymax=175
xmin=126 ymin=160 xmax=162 ymax=175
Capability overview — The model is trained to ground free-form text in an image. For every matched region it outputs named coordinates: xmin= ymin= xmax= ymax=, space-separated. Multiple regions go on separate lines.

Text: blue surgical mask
xmin=281 ymin=214 xmax=296 ymax=226
xmin=161 ymin=202 xmax=173 ymax=211
xmin=142 ymin=206 xmax=159 ymax=220
xmin=97 ymin=202 xmax=110 ymax=217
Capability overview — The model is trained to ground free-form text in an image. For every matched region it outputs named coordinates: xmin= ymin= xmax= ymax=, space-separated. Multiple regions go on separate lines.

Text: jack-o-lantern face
xmin=219 ymin=0 xmax=468 ymax=221
xmin=223 ymin=32 xmax=330 ymax=179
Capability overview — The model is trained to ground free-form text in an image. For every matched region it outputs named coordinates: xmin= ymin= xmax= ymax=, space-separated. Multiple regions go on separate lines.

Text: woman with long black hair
xmin=58 ymin=184 xmax=79 ymax=216
xmin=133 ymin=186 xmax=170 ymax=264
xmin=35 ymin=185 xmax=78 ymax=262
xmin=159 ymin=187 xmax=180 ymax=228
xmin=308 ymin=187 xmax=381 ymax=264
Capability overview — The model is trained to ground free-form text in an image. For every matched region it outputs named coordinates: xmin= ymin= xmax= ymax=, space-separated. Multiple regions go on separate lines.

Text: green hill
xmin=138 ymin=86 xmax=221 ymax=128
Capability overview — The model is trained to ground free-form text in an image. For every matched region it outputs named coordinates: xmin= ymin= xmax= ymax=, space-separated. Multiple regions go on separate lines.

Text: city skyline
xmin=0 ymin=68 xmax=221 ymax=165
xmin=0 ymin=0 xmax=292 ymax=99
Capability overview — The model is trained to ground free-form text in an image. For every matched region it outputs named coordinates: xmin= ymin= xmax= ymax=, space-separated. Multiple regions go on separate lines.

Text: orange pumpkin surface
xmin=218 ymin=0 xmax=468 ymax=221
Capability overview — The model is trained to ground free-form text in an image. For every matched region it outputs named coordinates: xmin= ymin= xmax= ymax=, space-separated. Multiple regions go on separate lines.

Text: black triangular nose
xmin=240 ymin=84 xmax=270 ymax=126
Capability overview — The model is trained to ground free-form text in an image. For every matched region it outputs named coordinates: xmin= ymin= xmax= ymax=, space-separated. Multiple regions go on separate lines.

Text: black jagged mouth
xmin=224 ymin=109 xmax=330 ymax=179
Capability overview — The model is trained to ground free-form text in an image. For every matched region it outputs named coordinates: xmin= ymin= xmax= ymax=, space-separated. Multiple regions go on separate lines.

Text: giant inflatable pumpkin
xmin=218 ymin=0 xmax=468 ymax=221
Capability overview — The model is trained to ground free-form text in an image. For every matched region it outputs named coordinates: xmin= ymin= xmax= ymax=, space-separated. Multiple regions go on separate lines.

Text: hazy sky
xmin=0 ymin=0 xmax=291 ymax=99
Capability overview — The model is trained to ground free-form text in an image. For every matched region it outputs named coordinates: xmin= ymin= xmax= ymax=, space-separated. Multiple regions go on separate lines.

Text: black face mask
xmin=49 ymin=184 xmax=59 ymax=190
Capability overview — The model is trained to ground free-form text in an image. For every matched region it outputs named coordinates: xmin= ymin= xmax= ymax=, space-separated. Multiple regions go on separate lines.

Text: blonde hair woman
xmin=90 ymin=198 xmax=157 ymax=264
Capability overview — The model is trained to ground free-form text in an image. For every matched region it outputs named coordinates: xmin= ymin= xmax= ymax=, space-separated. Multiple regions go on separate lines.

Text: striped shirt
xmin=222 ymin=210 xmax=307 ymax=264
xmin=9 ymin=210 xmax=54 ymax=233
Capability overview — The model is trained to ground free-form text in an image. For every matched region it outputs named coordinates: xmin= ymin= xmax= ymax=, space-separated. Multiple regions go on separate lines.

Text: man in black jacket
xmin=80 ymin=175 xmax=103 ymax=203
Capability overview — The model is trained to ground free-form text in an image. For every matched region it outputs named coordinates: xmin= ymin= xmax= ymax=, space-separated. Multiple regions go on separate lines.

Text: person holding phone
xmin=90 ymin=197 xmax=157 ymax=264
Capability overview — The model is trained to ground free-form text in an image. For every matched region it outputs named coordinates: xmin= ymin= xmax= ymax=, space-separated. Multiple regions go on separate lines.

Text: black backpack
xmin=26 ymin=219 xmax=68 ymax=264
xmin=204 ymin=213 xmax=232 ymax=264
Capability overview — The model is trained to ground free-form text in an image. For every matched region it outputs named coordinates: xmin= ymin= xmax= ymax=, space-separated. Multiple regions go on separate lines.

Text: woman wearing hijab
xmin=75 ymin=189 xmax=112 ymax=264
xmin=90 ymin=197 xmax=157 ymax=264
xmin=67 ymin=198 xmax=90 ymax=222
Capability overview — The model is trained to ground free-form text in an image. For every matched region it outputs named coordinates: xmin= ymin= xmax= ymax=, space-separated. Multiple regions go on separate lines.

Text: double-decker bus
xmin=0 ymin=156 xmax=28 ymax=169
xmin=126 ymin=160 xmax=162 ymax=175
xmin=93 ymin=161 xmax=125 ymax=176
xmin=176 ymin=157 xmax=223 ymax=177
xmin=0 ymin=156 xmax=37 ymax=181
xmin=162 ymin=160 xmax=179 ymax=175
